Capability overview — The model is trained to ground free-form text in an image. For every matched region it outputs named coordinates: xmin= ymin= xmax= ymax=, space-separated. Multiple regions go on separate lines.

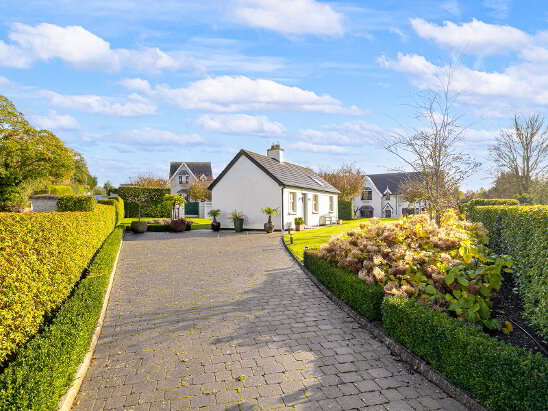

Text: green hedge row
xmin=0 ymin=226 xmax=124 ymax=410
xmin=383 ymin=296 xmax=547 ymax=411
xmin=338 ymin=199 xmax=353 ymax=220
xmin=0 ymin=204 xmax=116 ymax=363
xmin=469 ymin=205 xmax=548 ymax=338
xmin=58 ymin=195 xmax=97 ymax=212
xmin=97 ymin=197 xmax=124 ymax=225
xmin=50 ymin=185 xmax=73 ymax=196
xmin=462 ymin=198 xmax=519 ymax=212
xmin=304 ymin=249 xmax=384 ymax=321
xmin=303 ymin=249 xmax=548 ymax=411
xmin=117 ymin=186 xmax=170 ymax=218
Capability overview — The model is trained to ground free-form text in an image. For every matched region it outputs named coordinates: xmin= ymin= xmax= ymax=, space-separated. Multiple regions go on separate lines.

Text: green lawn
xmin=121 ymin=217 xmax=212 ymax=230
xmin=284 ymin=217 xmax=401 ymax=261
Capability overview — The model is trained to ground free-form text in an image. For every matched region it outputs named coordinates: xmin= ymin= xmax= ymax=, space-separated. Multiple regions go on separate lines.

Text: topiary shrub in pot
xmin=208 ymin=209 xmax=221 ymax=231
xmin=261 ymin=207 xmax=279 ymax=233
xmin=294 ymin=217 xmax=305 ymax=231
xmin=229 ymin=210 xmax=245 ymax=232
xmin=170 ymin=218 xmax=187 ymax=232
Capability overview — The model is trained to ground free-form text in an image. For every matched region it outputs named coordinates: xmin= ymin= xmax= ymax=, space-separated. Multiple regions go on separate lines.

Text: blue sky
xmin=1 ymin=0 xmax=547 ymax=189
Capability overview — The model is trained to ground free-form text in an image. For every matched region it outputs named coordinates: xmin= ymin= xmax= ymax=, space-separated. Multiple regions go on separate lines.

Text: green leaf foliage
xmin=461 ymin=198 xmax=519 ymax=213
xmin=0 ymin=204 xmax=116 ymax=363
xmin=97 ymin=196 xmax=124 ymax=225
xmin=49 ymin=185 xmax=72 ymax=196
xmin=338 ymin=199 xmax=352 ymax=220
xmin=57 ymin=195 xmax=96 ymax=212
xmin=304 ymin=249 xmax=385 ymax=321
xmin=383 ymin=296 xmax=548 ymax=410
xmin=0 ymin=227 xmax=124 ymax=410
xmin=118 ymin=186 xmax=171 ymax=218
xmin=469 ymin=205 xmax=548 ymax=338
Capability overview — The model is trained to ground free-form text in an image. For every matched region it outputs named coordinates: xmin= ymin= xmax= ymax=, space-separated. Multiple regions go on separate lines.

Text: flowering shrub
xmin=319 ymin=210 xmax=511 ymax=328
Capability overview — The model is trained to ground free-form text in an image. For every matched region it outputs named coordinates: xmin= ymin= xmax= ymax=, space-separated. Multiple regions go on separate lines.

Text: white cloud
xmin=119 ymin=78 xmax=152 ymax=93
xmin=483 ymin=0 xmax=512 ymax=19
xmin=41 ymin=90 xmax=157 ymax=117
xmin=377 ymin=53 xmax=548 ymax=106
xmin=440 ymin=0 xmax=462 ymax=16
xmin=299 ymin=120 xmax=384 ymax=145
xmin=156 ymin=75 xmax=361 ymax=114
xmin=410 ymin=18 xmax=532 ymax=56
xmin=31 ymin=111 xmax=80 ymax=130
xmin=197 ymin=114 xmax=285 ymax=137
xmin=0 ymin=76 xmax=15 ymax=87
xmin=232 ymin=0 xmax=344 ymax=37
xmin=288 ymin=141 xmax=348 ymax=154
xmin=116 ymin=128 xmax=208 ymax=148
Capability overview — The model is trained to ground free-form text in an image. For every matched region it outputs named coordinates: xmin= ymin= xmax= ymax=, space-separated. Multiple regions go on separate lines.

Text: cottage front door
xmin=303 ymin=193 xmax=309 ymax=225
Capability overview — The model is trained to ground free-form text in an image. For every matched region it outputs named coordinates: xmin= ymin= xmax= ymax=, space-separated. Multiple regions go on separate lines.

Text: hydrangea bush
xmin=319 ymin=210 xmax=511 ymax=328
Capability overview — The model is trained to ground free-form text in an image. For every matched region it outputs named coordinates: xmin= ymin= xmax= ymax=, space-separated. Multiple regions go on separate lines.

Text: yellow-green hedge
xmin=469 ymin=205 xmax=548 ymax=338
xmin=0 ymin=204 xmax=116 ymax=364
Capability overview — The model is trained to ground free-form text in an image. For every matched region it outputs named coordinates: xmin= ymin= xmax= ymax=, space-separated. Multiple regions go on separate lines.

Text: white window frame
xmin=289 ymin=192 xmax=297 ymax=214
xmin=178 ymin=175 xmax=183 ymax=184
xmin=329 ymin=196 xmax=334 ymax=212
xmin=312 ymin=194 xmax=319 ymax=213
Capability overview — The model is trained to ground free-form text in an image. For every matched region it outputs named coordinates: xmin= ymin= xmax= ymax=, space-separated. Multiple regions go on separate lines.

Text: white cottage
xmin=354 ymin=172 xmax=427 ymax=218
xmin=209 ymin=144 xmax=339 ymax=230
xmin=168 ymin=161 xmax=213 ymax=199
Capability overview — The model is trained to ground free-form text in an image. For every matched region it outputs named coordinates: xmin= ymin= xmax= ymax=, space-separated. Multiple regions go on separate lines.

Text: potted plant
xmin=124 ymin=189 xmax=153 ymax=234
xmin=184 ymin=219 xmax=195 ymax=231
xmin=229 ymin=210 xmax=245 ymax=232
xmin=294 ymin=217 xmax=305 ymax=231
xmin=163 ymin=194 xmax=187 ymax=233
xmin=208 ymin=209 xmax=221 ymax=231
xmin=261 ymin=207 xmax=279 ymax=233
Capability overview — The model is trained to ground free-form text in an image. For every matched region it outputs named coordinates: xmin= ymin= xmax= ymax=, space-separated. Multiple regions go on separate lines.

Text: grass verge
xmin=0 ymin=226 xmax=124 ymax=411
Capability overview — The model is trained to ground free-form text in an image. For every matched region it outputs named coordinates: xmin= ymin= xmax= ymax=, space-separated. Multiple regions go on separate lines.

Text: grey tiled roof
xmin=209 ymin=149 xmax=339 ymax=194
xmin=169 ymin=162 xmax=212 ymax=179
xmin=367 ymin=172 xmax=421 ymax=194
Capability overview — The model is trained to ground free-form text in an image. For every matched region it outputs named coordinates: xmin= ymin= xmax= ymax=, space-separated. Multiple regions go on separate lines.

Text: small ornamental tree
xmin=163 ymin=194 xmax=186 ymax=220
xmin=123 ymin=189 xmax=151 ymax=221
xmin=261 ymin=207 xmax=279 ymax=224
xmin=208 ymin=209 xmax=221 ymax=223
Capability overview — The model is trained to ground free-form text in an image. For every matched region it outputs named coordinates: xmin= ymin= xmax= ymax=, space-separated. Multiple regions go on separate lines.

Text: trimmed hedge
xmin=117 ymin=186 xmax=170 ymax=218
xmin=383 ymin=296 xmax=548 ymax=411
xmin=97 ymin=197 xmax=124 ymax=225
xmin=50 ymin=185 xmax=72 ymax=196
xmin=57 ymin=195 xmax=97 ymax=212
xmin=338 ymin=199 xmax=353 ymax=220
xmin=462 ymin=198 xmax=519 ymax=212
xmin=304 ymin=249 xmax=384 ymax=321
xmin=0 ymin=226 xmax=124 ymax=410
xmin=469 ymin=205 xmax=548 ymax=338
xmin=0 ymin=204 xmax=116 ymax=363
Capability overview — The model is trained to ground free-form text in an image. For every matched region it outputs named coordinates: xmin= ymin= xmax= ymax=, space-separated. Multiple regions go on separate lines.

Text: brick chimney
xmin=267 ymin=143 xmax=284 ymax=163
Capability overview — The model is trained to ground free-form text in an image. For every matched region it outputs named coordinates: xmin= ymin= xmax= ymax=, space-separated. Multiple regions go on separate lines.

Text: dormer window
xmin=361 ymin=187 xmax=372 ymax=200
xmin=200 ymin=174 xmax=207 ymax=181
xmin=384 ymin=193 xmax=390 ymax=201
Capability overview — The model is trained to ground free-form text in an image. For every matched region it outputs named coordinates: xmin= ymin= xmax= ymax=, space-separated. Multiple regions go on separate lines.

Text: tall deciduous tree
xmin=129 ymin=172 xmax=170 ymax=188
xmin=488 ymin=114 xmax=548 ymax=195
xmin=376 ymin=64 xmax=480 ymax=226
xmin=187 ymin=180 xmax=212 ymax=201
xmin=318 ymin=163 xmax=364 ymax=201
xmin=0 ymin=95 xmax=74 ymax=206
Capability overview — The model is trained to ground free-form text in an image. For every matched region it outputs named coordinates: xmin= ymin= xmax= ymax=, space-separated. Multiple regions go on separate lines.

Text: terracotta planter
xmin=170 ymin=219 xmax=187 ymax=232
xmin=131 ymin=221 xmax=148 ymax=234
xmin=264 ymin=222 xmax=274 ymax=233
xmin=295 ymin=224 xmax=304 ymax=231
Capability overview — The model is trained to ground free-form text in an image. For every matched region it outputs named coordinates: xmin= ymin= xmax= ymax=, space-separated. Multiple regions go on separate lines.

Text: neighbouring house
xmin=209 ymin=144 xmax=339 ymax=230
xmin=168 ymin=161 xmax=213 ymax=200
xmin=354 ymin=172 xmax=427 ymax=218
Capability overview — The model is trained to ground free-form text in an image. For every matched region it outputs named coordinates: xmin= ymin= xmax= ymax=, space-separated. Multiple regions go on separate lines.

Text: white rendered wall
xmin=30 ymin=198 xmax=59 ymax=212
xmin=211 ymin=156 xmax=282 ymax=230
xmin=282 ymin=187 xmax=338 ymax=230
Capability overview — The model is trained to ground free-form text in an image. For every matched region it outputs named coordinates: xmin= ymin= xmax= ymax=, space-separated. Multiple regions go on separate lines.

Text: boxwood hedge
xmin=469 ymin=205 xmax=548 ymax=338
xmin=0 ymin=226 xmax=124 ymax=411
xmin=57 ymin=195 xmax=97 ymax=212
xmin=304 ymin=249 xmax=384 ymax=321
xmin=383 ymin=296 xmax=548 ymax=411
xmin=117 ymin=186 xmax=170 ymax=218
xmin=0 ymin=204 xmax=116 ymax=364
xmin=462 ymin=198 xmax=519 ymax=213
xmin=338 ymin=200 xmax=353 ymax=220
xmin=49 ymin=185 xmax=73 ymax=196
xmin=97 ymin=196 xmax=124 ymax=225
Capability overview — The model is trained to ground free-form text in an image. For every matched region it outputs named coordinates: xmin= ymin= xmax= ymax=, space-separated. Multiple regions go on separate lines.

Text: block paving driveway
xmin=74 ymin=231 xmax=467 ymax=411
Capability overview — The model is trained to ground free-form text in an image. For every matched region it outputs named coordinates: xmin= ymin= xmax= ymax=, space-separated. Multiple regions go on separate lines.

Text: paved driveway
xmin=74 ymin=231 xmax=466 ymax=411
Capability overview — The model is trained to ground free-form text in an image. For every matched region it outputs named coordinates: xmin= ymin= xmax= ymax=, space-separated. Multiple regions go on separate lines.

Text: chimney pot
xmin=267 ymin=144 xmax=284 ymax=162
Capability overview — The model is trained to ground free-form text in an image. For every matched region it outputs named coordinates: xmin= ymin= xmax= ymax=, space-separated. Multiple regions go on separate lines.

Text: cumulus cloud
xmin=288 ymin=141 xmax=348 ymax=154
xmin=299 ymin=120 xmax=384 ymax=146
xmin=232 ymin=0 xmax=344 ymax=37
xmin=377 ymin=53 xmax=548 ymax=106
xmin=41 ymin=90 xmax=157 ymax=117
xmin=197 ymin=114 xmax=285 ymax=137
xmin=119 ymin=77 xmax=152 ymax=93
xmin=116 ymin=128 xmax=208 ymax=148
xmin=156 ymin=75 xmax=361 ymax=114
xmin=31 ymin=111 xmax=80 ymax=130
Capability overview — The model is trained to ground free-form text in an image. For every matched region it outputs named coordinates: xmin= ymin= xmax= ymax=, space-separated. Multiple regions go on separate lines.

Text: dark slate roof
xmin=209 ymin=149 xmax=339 ymax=194
xmin=169 ymin=162 xmax=212 ymax=179
xmin=367 ymin=172 xmax=421 ymax=194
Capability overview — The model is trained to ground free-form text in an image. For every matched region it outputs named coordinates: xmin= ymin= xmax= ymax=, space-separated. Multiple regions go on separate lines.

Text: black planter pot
xmin=264 ymin=222 xmax=274 ymax=233
xmin=211 ymin=221 xmax=221 ymax=231
xmin=131 ymin=221 xmax=148 ymax=234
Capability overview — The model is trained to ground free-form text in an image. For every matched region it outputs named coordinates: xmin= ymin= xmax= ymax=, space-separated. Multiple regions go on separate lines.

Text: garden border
xmin=58 ymin=238 xmax=123 ymax=411
xmin=281 ymin=238 xmax=486 ymax=411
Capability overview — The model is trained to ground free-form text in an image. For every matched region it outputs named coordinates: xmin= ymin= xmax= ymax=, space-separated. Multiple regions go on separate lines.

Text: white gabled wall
xmin=282 ymin=187 xmax=338 ymax=230
xmin=211 ymin=155 xmax=282 ymax=230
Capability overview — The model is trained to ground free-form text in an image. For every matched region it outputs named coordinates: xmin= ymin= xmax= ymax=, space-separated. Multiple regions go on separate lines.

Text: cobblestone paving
xmin=74 ymin=231 xmax=467 ymax=411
